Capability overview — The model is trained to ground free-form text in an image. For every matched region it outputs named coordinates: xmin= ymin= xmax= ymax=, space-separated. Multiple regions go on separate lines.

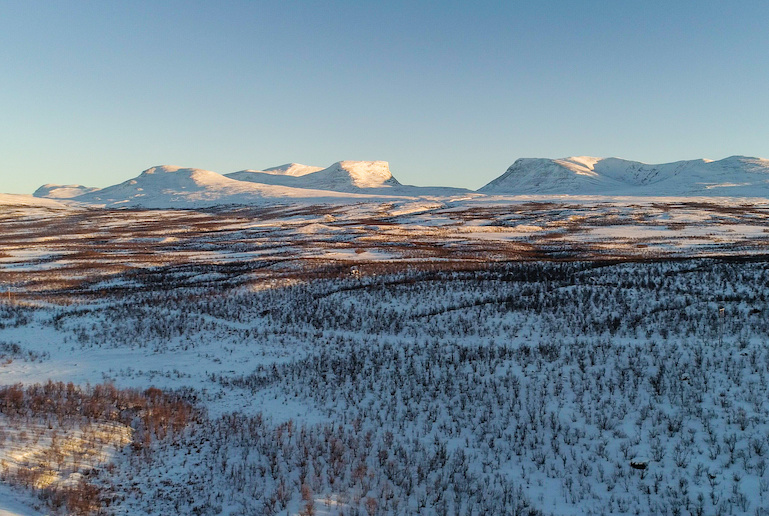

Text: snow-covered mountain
xmin=29 ymin=155 xmax=769 ymax=209
xmin=33 ymin=184 xmax=99 ymax=199
xmin=227 ymin=161 xmax=472 ymax=197
xmin=32 ymin=161 xmax=474 ymax=208
xmin=308 ymin=161 xmax=400 ymax=190
xmin=480 ymin=155 xmax=769 ymax=196
xmin=226 ymin=161 xmax=400 ymax=192
xmin=263 ymin=163 xmax=325 ymax=176
xmin=70 ymin=165 xmax=408 ymax=208
xmin=225 ymin=163 xmax=325 ymax=187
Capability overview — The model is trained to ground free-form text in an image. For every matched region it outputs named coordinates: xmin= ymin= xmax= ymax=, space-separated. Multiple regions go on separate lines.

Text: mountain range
xmin=479 ymin=155 xmax=769 ymax=196
xmin=30 ymin=155 xmax=769 ymax=208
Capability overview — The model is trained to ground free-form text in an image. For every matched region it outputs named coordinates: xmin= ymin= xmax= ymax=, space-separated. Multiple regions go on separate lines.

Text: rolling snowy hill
xmin=0 ymin=193 xmax=72 ymax=208
xmin=480 ymin=155 xmax=769 ymax=196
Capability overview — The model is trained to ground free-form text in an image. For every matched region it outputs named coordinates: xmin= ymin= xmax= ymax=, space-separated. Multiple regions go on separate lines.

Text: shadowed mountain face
xmin=479 ymin=156 xmax=769 ymax=196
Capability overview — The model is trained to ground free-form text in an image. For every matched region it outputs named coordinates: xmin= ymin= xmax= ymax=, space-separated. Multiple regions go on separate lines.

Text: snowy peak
xmin=225 ymin=160 xmax=400 ymax=192
xmin=138 ymin=165 xmax=227 ymax=184
xmin=139 ymin=165 xmax=184 ymax=175
xmin=312 ymin=161 xmax=400 ymax=190
xmin=29 ymin=155 xmax=769 ymax=208
xmin=479 ymin=157 xmax=614 ymax=194
xmin=711 ymin=155 xmax=769 ymax=171
xmin=31 ymin=159 xmax=422 ymax=209
xmin=480 ymin=156 xmax=769 ymax=196
xmin=552 ymin=156 xmax=602 ymax=176
xmin=37 ymin=162 xmax=417 ymax=208
xmin=224 ymin=163 xmax=325 ymax=180
xmin=72 ymin=165 xmax=243 ymax=206
xmin=224 ymin=163 xmax=325 ymax=187
xmin=33 ymin=184 xmax=99 ymax=199
xmin=262 ymin=163 xmax=323 ymax=176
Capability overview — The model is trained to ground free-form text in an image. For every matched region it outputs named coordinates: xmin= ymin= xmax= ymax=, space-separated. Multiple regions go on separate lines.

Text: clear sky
xmin=2 ymin=0 xmax=768 ymax=194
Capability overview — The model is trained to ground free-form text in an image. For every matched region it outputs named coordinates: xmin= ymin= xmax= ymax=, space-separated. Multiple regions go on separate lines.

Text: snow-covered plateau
xmin=3 ymin=157 xmax=769 ymax=514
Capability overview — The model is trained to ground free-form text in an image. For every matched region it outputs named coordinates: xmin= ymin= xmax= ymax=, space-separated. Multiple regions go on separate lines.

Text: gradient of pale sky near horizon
xmin=1 ymin=0 xmax=768 ymax=194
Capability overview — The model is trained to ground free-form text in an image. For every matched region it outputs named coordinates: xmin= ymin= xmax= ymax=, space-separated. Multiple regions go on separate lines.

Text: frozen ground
xmin=0 ymin=198 xmax=769 ymax=514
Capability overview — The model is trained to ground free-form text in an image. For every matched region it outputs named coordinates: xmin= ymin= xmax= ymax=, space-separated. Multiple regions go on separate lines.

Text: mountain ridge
xmin=479 ymin=155 xmax=769 ymax=196
xmin=33 ymin=184 xmax=100 ymax=199
xmin=68 ymin=164 xmax=414 ymax=208
xmin=225 ymin=161 xmax=400 ymax=191
xmin=30 ymin=155 xmax=769 ymax=207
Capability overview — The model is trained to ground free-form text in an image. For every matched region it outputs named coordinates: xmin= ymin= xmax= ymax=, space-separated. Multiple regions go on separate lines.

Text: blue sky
xmin=1 ymin=0 xmax=768 ymax=193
